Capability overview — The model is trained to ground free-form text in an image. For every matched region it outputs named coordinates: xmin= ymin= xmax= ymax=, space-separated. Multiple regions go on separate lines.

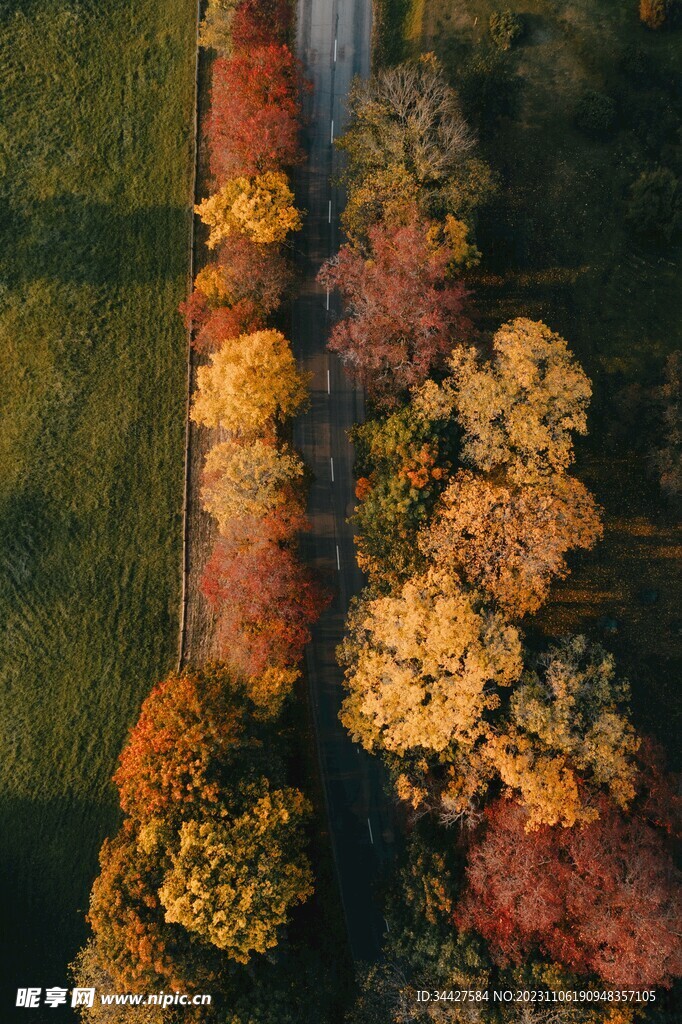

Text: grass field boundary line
xmin=177 ymin=0 xmax=202 ymax=671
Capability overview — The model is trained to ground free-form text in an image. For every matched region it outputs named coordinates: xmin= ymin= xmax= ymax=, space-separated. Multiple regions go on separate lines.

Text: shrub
xmin=574 ymin=91 xmax=616 ymax=139
xmin=651 ymin=351 xmax=682 ymax=499
xmin=627 ymin=167 xmax=681 ymax=242
xmin=458 ymin=48 xmax=518 ymax=133
xmin=619 ymin=44 xmax=651 ymax=80
xmin=489 ymin=10 xmax=524 ymax=50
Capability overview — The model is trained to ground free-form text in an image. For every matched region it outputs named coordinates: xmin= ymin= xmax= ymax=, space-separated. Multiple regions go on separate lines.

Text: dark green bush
xmin=489 ymin=10 xmax=524 ymax=50
xmin=619 ymin=44 xmax=651 ymax=81
xmin=458 ymin=48 xmax=518 ymax=134
xmin=574 ymin=90 xmax=616 ymax=139
xmin=627 ymin=167 xmax=681 ymax=242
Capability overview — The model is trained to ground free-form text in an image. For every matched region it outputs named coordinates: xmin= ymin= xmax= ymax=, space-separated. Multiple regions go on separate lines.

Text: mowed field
xmin=394 ymin=0 xmax=682 ymax=758
xmin=0 ymin=0 xmax=195 ymax=996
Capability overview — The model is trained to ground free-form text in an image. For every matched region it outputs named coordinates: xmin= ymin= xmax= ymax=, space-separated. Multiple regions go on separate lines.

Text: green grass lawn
xmin=0 ymin=0 xmax=195 ymax=997
xmin=386 ymin=0 xmax=682 ymax=757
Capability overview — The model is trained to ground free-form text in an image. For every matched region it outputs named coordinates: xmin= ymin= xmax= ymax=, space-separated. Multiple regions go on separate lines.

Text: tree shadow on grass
xmin=0 ymin=195 xmax=190 ymax=288
xmin=0 ymin=795 xmax=119 ymax=1016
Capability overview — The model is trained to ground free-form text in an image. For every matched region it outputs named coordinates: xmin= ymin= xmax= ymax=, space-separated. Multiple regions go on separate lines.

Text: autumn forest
xmin=1 ymin=0 xmax=680 ymax=1021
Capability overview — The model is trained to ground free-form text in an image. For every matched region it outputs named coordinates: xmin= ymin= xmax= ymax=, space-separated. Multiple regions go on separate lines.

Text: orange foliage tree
xmin=113 ymin=665 xmax=257 ymax=822
xmin=86 ymin=666 xmax=316 ymax=991
xmin=421 ymin=470 xmax=603 ymax=618
xmin=179 ymin=237 xmax=292 ymax=352
xmin=87 ymin=820 xmax=204 ymax=991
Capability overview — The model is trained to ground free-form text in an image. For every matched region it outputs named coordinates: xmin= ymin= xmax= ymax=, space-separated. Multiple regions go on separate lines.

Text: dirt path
xmin=177 ymin=25 xmax=222 ymax=671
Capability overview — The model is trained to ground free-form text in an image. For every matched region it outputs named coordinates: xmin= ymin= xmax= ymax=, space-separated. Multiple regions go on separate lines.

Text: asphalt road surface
xmin=293 ymin=0 xmax=396 ymax=964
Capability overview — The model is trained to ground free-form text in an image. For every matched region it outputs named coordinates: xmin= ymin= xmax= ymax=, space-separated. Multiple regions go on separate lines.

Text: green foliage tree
xmin=337 ymin=56 xmax=494 ymax=241
xmin=489 ymin=11 xmax=524 ymax=50
xmin=627 ymin=167 xmax=681 ymax=243
xmin=574 ymin=91 xmax=616 ymax=140
xmin=351 ymin=381 xmax=459 ymax=589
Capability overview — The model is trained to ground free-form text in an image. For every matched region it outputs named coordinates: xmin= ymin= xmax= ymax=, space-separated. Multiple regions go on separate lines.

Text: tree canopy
xmin=195 ymin=172 xmax=302 ymax=247
xmin=339 ymin=569 xmax=523 ymax=756
xmin=421 ymin=471 xmax=603 ymax=617
xmin=208 ymin=45 xmax=304 ymax=179
xmin=203 ymin=537 xmax=330 ymax=676
xmin=456 ymin=796 xmax=682 ymax=988
xmin=191 ymin=329 xmax=308 ymax=435
xmin=449 ymin=319 xmax=592 ymax=485
xmin=319 ymin=210 xmax=471 ymax=407
xmin=337 ymin=56 xmax=495 ymax=241
xmin=201 ymin=439 xmax=305 ymax=535
xmin=159 ymin=782 xmax=313 ymax=963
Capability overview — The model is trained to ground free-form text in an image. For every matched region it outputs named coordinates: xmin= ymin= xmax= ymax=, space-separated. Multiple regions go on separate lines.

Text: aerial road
xmin=293 ymin=0 xmax=396 ymax=964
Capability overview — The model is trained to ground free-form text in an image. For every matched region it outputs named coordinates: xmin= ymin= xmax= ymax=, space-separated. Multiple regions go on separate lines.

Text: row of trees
xmin=72 ymin=3 xmax=332 ymax=1021
xmin=318 ymin=55 xmax=494 ymax=408
xmin=325 ymin=58 xmax=682 ymax=1010
xmin=183 ymin=0 xmax=328 ymax=683
xmin=72 ymin=667 xmax=316 ymax=1022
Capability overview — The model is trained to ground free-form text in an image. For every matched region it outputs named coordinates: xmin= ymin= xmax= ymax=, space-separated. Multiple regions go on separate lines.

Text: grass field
xmin=0 ymin=0 xmax=196 ymax=1000
xmin=390 ymin=0 xmax=682 ymax=760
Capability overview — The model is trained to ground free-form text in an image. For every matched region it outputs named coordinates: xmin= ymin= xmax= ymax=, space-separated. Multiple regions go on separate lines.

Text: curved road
xmin=293 ymin=0 xmax=396 ymax=964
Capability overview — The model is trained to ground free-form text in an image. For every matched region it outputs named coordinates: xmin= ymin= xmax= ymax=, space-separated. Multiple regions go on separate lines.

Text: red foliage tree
xmin=455 ymin=796 xmax=682 ymax=988
xmin=231 ymin=0 xmax=293 ymax=51
xmin=319 ymin=212 xmax=471 ymax=408
xmin=197 ymin=301 xmax=262 ymax=351
xmin=179 ymin=238 xmax=291 ymax=352
xmin=202 ymin=538 xmax=330 ymax=676
xmin=208 ymin=45 xmax=305 ymax=181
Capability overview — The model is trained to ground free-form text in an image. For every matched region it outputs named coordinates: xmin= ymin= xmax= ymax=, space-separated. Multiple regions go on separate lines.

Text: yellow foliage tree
xmin=159 ymin=783 xmax=313 ymax=964
xmin=449 ymin=319 xmax=592 ymax=485
xmin=421 ymin=470 xmax=603 ymax=617
xmin=198 ymin=0 xmax=238 ymax=54
xmin=245 ymin=667 xmax=301 ymax=720
xmin=191 ymin=329 xmax=309 ymax=435
xmin=489 ymin=636 xmax=640 ymax=829
xmin=201 ymin=439 xmax=304 ymax=532
xmin=195 ymin=172 xmax=302 ymax=247
xmin=341 ymin=164 xmax=420 ymax=243
xmin=339 ymin=568 xmax=523 ymax=756
xmin=70 ymin=940 xmax=171 ymax=1023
